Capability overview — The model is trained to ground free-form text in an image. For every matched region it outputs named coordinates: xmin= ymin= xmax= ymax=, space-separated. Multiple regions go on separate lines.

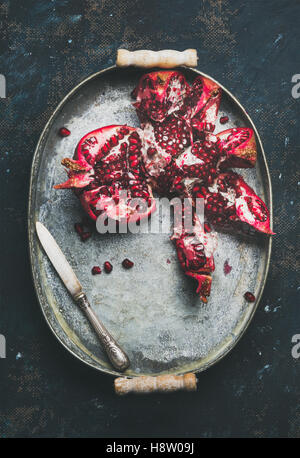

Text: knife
xmin=35 ymin=221 xmax=130 ymax=372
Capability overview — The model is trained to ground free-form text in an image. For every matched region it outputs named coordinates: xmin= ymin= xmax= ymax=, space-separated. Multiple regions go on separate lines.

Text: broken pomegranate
xmin=55 ymin=70 xmax=274 ymax=303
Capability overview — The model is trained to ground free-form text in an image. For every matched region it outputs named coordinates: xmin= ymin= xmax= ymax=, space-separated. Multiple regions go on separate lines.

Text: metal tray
xmin=28 ymin=66 xmax=273 ymax=377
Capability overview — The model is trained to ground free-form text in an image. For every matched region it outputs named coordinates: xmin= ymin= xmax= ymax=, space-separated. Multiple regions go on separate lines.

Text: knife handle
xmin=75 ymin=292 xmax=130 ymax=372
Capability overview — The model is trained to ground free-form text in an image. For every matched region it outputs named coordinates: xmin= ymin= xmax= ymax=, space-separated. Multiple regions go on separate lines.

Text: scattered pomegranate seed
xmin=220 ymin=116 xmax=229 ymax=124
xmin=81 ymin=232 xmax=92 ymax=242
xmin=59 ymin=127 xmax=71 ymax=137
xmin=166 ymin=258 xmax=171 ymax=264
xmin=122 ymin=258 xmax=134 ymax=269
xmin=104 ymin=261 xmax=113 ymax=273
xmin=223 ymin=259 xmax=232 ymax=275
xmin=92 ymin=266 xmax=101 ymax=275
xmin=244 ymin=291 xmax=255 ymax=302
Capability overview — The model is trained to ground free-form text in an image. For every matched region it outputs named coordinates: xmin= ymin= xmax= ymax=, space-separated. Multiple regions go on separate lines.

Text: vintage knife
xmin=35 ymin=222 xmax=130 ymax=372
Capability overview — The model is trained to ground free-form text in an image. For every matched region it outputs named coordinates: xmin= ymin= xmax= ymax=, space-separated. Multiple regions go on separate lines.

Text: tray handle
xmin=116 ymin=49 xmax=198 ymax=68
xmin=114 ymin=373 xmax=197 ymax=395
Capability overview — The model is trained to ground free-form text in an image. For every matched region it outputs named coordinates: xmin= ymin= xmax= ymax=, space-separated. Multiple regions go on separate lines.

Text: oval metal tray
xmin=28 ymin=66 xmax=272 ymax=377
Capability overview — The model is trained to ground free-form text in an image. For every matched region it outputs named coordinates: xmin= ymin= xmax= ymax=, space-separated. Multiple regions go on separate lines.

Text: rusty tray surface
xmin=28 ymin=66 xmax=272 ymax=377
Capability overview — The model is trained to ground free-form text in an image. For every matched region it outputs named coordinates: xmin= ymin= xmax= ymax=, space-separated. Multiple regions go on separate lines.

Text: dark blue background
xmin=0 ymin=0 xmax=299 ymax=438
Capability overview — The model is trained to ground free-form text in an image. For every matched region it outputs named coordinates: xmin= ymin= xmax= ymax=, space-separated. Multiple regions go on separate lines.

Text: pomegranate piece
xmin=92 ymin=266 xmax=101 ymax=275
xmin=171 ymin=200 xmax=217 ymax=302
xmin=122 ymin=258 xmax=134 ymax=269
xmin=205 ymin=172 xmax=274 ymax=235
xmin=244 ymin=291 xmax=255 ymax=302
xmin=220 ymin=116 xmax=229 ymax=124
xmin=104 ymin=261 xmax=113 ymax=273
xmin=59 ymin=127 xmax=71 ymax=137
xmin=54 ymin=125 xmax=156 ymax=223
xmin=132 ymin=71 xmax=190 ymax=123
xmin=223 ymin=259 xmax=232 ymax=275
xmin=178 ymin=137 xmax=220 ymax=186
xmin=217 ymin=128 xmax=257 ymax=168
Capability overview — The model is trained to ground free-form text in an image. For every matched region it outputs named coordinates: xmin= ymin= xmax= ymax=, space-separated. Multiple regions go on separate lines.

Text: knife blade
xmin=35 ymin=221 xmax=130 ymax=372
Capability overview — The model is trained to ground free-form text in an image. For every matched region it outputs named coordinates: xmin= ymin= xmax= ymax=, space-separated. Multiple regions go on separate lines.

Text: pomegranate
xmin=132 ymin=71 xmax=190 ymax=123
xmin=55 ymin=70 xmax=274 ymax=303
xmin=220 ymin=116 xmax=229 ymax=124
xmin=204 ymin=172 xmax=274 ymax=234
xmin=54 ymin=125 xmax=156 ymax=223
xmin=171 ymin=199 xmax=217 ymax=302
xmin=217 ymin=128 xmax=257 ymax=168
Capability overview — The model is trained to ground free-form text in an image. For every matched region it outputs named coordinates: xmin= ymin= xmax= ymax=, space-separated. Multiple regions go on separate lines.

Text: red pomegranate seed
xmin=59 ymin=127 xmax=71 ymax=137
xmin=92 ymin=266 xmax=101 ymax=275
xmin=81 ymin=232 xmax=92 ymax=241
xmin=166 ymin=258 xmax=171 ymax=264
xmin=220 ymin=116 xmax=229 ymax=125
xmin=244 ymin=291 xmax=255 ymax=302
xmin=104 ymin=261 xmax=113 ymax=273
xmin=122 ymin=258 xmax=134 ymax=269
xmin=223 ymin=259 xmax=232 ymax=275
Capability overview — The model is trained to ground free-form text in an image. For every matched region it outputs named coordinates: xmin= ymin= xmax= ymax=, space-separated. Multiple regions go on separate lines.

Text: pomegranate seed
xmin=244 ymin=291 xmax=255 ymax=302
xmin=104 ymin=261 xmax=113 ymax=273
xmin=92 ymin=266 xmax=101 ymax=275
xmin=59 ymin=127 xmax=71 ymax=137
xmin=122 ymin=258 xmax=134 ymax=269
xmin=204 ymin=222 xmax=212 ymax=233
xmin=220 ymin=116 xmax=229 ymax=124
xmin=223 ymin=259 xmax=232 ymax=275
xmin=74 ymin=222 xmax=84 ymax=235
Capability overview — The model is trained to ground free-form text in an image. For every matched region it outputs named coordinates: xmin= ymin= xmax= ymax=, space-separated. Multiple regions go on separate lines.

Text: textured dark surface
xmin=0 ymin=0 xmax=299 ymax=438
